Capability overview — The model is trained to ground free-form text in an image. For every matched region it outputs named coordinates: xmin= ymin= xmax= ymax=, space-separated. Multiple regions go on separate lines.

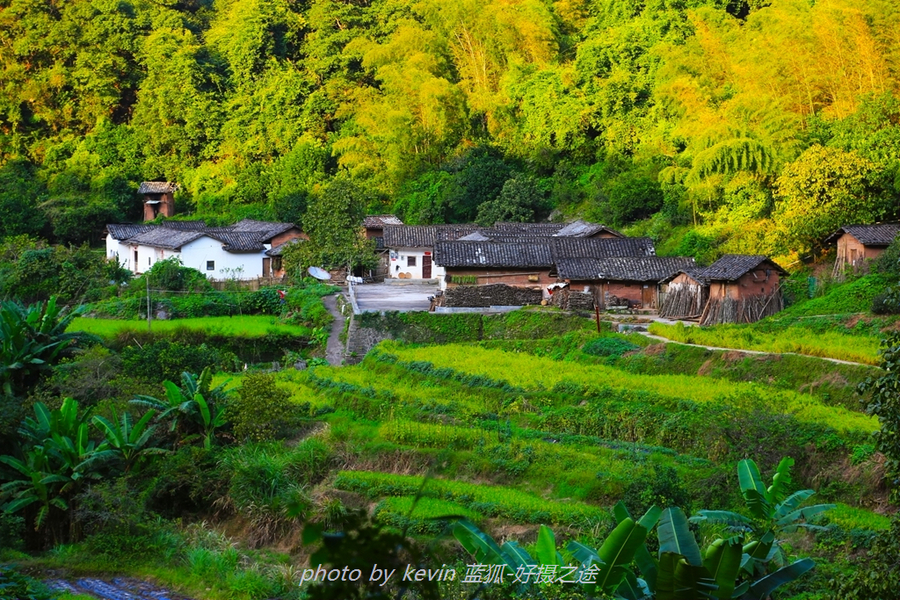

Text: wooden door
xmin=262 ymin=257 xmax=271 ymax=277
xmin=642 ymin=285 xmax=654 ymax=308
xmin=422 ymin=254 xmax=432 ymax=278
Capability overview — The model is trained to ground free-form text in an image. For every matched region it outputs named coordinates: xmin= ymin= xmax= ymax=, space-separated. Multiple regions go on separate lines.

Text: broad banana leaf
xmin=593 ymin=516 xmax=654 ymax=593
xmin=452 ymin=519 xmax=507 ymax=566
xmin=773 ymin=490 xmax=815 ymax=519
xmin=775 ymin=504 xmax=835 ymax=532
xmin=659 ymin=508 xmax=703 ymax=567
xmin=615 ymin=571 xmax=652 ymax=600
xmin=737 ymin=460 xmax=770 ymax=520
xmin=746 ymin=558 xmax=815 ymax=599
xmin=612 ymin=502 xmax=661 ymax=590
xmin=536 ymin=524 xmax=563 ymax=566
xmin=690 ymin=510 xmax=753 ymax=532
xmin=765 ymin=457 xmax=794 ymax=504
xmin=501 ymin=540 xmax=536 ymax=569
xmin=703 ymin=537 xmax=743 ymax=600
xmin=657 ymin=552 xmax=717 ymax=600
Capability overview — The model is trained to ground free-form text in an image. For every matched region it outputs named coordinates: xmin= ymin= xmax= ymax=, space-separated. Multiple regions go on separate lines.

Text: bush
xmin=120 ymin=340 xmax=239 ymax=382
xmin=622 ymin=465 xmax=692 ymax=517
xmin=131 ymin=257 xmax=212 ymax=293
xmin=582 ymin=336 xmax=639 ymax=357
xmin=148 ymin=446 xmax=229 ymax=517
xmin=221 ymin=443 xmax=314 ymax=546
xmin=229 ymin=373 xmax=298 ymax=442
xmin=873 ymin=237 xmax=900 ymax=278
xmin=871 ymin=287 xmax=900 ymax=314
xmin=0 ymin=513 xmax=24 ymax=552
xmin=0 ymin=566 xmax=55 ymax=600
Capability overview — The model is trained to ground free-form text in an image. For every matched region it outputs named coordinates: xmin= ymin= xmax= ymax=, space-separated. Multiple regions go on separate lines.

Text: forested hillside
xmin=1 ymin=0 xmax=899 ymax=261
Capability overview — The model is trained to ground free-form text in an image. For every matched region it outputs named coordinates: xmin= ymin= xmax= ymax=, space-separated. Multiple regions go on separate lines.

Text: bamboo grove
xmin=0 ymin=0 xmax=899 ymax=261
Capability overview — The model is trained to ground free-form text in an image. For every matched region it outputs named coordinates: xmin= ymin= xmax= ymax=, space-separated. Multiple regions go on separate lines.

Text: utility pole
xmin=146 ymin=272 xmax=152 ymax=332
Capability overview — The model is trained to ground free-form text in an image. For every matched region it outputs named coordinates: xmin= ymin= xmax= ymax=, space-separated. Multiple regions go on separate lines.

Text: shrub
xmin=130 ymin=257 xmax=212 ymax=293
xmin=871 ymin=287 xmax=900 ymax=314
xmin=0 ymin=566 xmax=55 ymax=600
xmin=622 ymin=465 xmax=692 ymax=517
xmin=229 ymin=373 xmax=297 ymax=442
xmin=582 ymin=336 xmax=639 ymax=357
xmin=148 ymin=446 xmax=229 ymax=517
xmin=873 ymin=237 xmax=900 ymax=278
xmin=120 ymin=340 xmax=239 ymax=382
xmin=221 ymin=443 xmax=314 ymax=546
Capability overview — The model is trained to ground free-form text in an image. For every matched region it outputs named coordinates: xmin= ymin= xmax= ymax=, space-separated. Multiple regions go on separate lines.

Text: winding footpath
xmin=637 ymin=331 xmax=872 ymax=367
xmin=323 ymin=293 xmax=347 ymax=366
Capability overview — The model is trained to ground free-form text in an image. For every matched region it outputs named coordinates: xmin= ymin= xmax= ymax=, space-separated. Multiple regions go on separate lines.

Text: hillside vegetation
xmin=0 ymin=0 xmax=898 ymax=262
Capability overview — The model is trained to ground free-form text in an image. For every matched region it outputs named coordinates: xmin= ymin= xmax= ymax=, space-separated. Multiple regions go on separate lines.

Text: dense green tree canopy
xmin=0 ymin=0 xmax=897 ymax=259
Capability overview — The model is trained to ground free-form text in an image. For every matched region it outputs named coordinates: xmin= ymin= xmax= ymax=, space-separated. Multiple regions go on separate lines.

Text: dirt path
xmin=638 ymin=332 xmax=872 ymax=367
xmin=323 ymin=294 xmax=347 ymax=366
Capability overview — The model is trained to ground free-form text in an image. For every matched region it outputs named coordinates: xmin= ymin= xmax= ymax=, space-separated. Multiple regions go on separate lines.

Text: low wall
xmin=444 ymin=284 xmax=542 ymax=307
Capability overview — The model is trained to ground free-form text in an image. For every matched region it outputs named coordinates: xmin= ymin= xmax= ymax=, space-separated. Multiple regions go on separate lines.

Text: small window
xmin=206 ymin=260 xmax=215 ymax=271
xmin=148 ymin=257 xmax=151 ymax=266
xmin=407 ymin=256 xmax=417 ymax=267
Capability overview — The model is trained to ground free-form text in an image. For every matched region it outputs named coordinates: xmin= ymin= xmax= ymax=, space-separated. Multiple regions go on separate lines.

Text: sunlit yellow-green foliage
xmin=381 ymin=341 xmax=877 ymax=434
xmin=647 ymin=321 xmax=881 ymax=365
xmin=3 ymin=0 xmax=900 ymax=255
xmin=70 ymin=316 xmax=309 ymax=339
xmin=827 ymin=503 xmax=892 ymax=531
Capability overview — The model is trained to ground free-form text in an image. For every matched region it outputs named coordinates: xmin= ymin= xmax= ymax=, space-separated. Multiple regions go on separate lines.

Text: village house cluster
xmin=106 ymin=182 xmax=900 ymax=325
xmin=370 ymin=217 xmax=787 ymax=325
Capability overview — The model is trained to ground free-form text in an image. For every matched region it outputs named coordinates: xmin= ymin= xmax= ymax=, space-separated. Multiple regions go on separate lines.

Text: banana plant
xmin=0 ymin=399 xmax=111 ymax=542
xmin=193 ymin=392 xmax=229 ymax=449
xmin=132 ymin=367 xmax=231 ymax=447
xmin=610 ymin=505 xmax=815 ymax=600
xmin=92 ymin=409 xmax=167 ymax=472
xmin=690 ymin=458 xmax=834 ymax=567
xmin=0 ymin=297 xmax=94 ymax=397
xmin=452 ymin=506 xmax=661 ymax=598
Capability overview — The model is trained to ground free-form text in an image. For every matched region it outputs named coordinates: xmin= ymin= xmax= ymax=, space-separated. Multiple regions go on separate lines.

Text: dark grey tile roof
xmin=206 ymin=231 xmax=267 ymax=251
xmin=232 ymin=218 xmax=297 ymax=239
xmin=551 ymin=237 xmax=655 ymax=259
xmin=266 ymin=238 xmax=304 ymax=256
xmin=116 ymin=218 xmax=297 ymax=252
xmin=458 ymin=231 xmax=493 ymax=241
xmin=491 ymin=222 xmax=566 ymax=235
xmin=824 ymin=223 xmax=900 ymax=246
xmin=434 ymin=240 xmax=554 ymax=268
xmin=660 ymin=268 xmax=712 ymax=285
xmin=138 ymin=181 xmax=178 ymax=194
xmin=363 ymin=214 xmax=403 ymax=228
xmin=126 ymin=228 xmax=206 ymax=250
xmin=555 ymin=219 xmax=623 ymax=238
xmin=158 ymin=220 xmax=208 ymax=230
xmin=483 ymin=234 xmax=556 ymax=244
xmin=700 ymin=255 xmax=787 ymax=281
xmin=383 ymin=224 xmax=483 ymax=248
xmin=106 ymin=224 xmax=156 ymax=240
xmin=557 ymin=256 xmax=696 ymax=281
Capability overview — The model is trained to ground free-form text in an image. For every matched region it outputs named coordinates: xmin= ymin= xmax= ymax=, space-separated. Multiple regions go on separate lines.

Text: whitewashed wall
xmin=109 ymin=234 xmax=270 ymax=280
xmin=388 ymin=247 xmax=444 ymax=282
xmin=180 ymin=237 xmax=269 ymax=280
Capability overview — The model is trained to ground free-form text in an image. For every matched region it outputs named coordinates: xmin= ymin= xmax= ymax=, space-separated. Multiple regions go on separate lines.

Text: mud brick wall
xmin=444 ymin=284 xmax=542 ymax=307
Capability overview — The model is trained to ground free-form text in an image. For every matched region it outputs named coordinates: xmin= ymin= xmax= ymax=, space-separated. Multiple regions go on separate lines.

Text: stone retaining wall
xmin=444 ymin=284 xmax=542 ymax=307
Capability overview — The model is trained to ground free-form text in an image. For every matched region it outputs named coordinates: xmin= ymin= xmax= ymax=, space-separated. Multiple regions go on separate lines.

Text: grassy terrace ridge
xmin=647 ymin=320 xmax=881 ymax=365
xmin=333 ymin=470 xmax=610 ymax=526
xmin=378 ymin=342 xmax=877 ymax=435
xmin=71 ymin=315 xmax=312 ymax=338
